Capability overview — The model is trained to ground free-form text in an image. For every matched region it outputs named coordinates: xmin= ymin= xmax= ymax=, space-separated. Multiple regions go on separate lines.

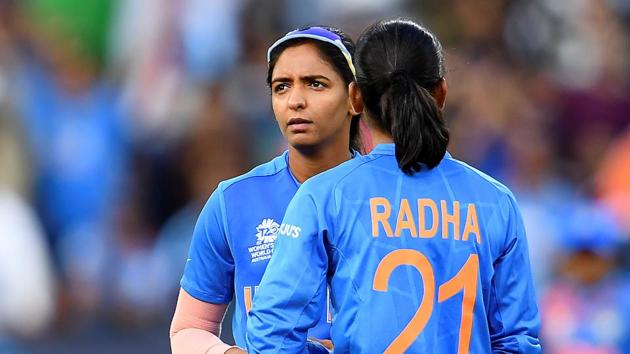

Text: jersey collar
xmin=370 ymin=143 xmax=452 ymax=160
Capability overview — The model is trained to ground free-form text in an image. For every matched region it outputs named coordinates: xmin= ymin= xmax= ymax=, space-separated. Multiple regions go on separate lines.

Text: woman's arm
xmin=488 ymin=194 xmax=541 ymax=353
xmin=170 ymin=288 xmax=244 ymax=354
xmin=247 ymin=191 xmax=329 ymax=353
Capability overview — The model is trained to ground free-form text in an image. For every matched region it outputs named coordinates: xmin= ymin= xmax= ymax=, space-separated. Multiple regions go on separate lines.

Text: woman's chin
xmin=288 ymin=135 xmax=318 ymax=149
xmin=288 ymin=139 xmax=324 ymax=154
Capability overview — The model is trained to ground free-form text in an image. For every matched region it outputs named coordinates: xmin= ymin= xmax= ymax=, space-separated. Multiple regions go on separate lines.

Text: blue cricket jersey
xmin=181 ymin=151 xmax=332 ymax=347
xmin=247 ymin=144 xmax=541 ymax=353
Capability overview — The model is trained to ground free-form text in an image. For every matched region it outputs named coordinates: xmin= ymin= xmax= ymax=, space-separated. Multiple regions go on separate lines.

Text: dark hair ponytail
xmin=356 ymin=19 xmax=449 ymax=174
xmin=383 ymin=71 xmax=449 ymax=173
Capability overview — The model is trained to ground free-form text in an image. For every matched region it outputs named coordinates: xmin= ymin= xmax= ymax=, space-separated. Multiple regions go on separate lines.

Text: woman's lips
xmin=288 ymin=118 xmax=313 ymax=132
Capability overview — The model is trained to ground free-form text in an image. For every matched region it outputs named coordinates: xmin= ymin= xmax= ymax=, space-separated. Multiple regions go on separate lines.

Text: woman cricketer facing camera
xmin=169 ymin=27 xmax=363 ymax=354
xmin=247 ymin=19 xmax=542 ymax=353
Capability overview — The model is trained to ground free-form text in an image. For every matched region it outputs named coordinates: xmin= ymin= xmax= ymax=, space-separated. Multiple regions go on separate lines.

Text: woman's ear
xmin=348 ymin=82 xmax=364 ymax=116
xmin=433 ymin=78 xmax=448 ymax=110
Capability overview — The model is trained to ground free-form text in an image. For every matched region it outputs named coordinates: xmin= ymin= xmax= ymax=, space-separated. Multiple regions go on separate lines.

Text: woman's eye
xmin=273 ymin=83 xmax=289 ymax=93
xmin=310 ymin=81 xmax=326 ymax=89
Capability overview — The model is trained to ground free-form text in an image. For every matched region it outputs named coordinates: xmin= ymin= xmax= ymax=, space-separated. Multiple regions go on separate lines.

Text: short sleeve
xmin=181 ymin=187 xmax=235 ymax=304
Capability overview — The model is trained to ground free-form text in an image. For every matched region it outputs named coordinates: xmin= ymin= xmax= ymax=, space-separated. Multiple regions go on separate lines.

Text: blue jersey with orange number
xmin=181 ymin=151 xmax=335 ymax=347
xmin=247 ymin=143 xmax=541 ymax=353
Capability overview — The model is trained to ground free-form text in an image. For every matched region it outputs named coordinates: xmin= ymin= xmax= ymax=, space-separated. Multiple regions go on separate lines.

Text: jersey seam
xmin=332 ymin=155 xmax=389 ymax=192
xmin=220 ymin=153 xmax=288 ymax=194
xmin=489 ymin=194 xmax=519 ymax=344
xmin=443 ymin=158 xmax=513 ymax=195
xmin=221 ymin=166 xmax=289 ymax=194
xmin=217 ymin=161 xmax=290 ymax=252
xmin=489 ymin=238 xmax=520 ymax=344
xmin=278 ymin=270 xmax=328 ymax=351
xmin=276 ymin=194 xmax=328 ymax=351
xmin=490 ymin=273 xmax=506 ymax=345
xmin=217 ymin=187 xmax=236 ymax=259
xmin=329 ymin=244 xmax=364 ymax=303
xmin=330 ymin=155 xmax=389 ymax=232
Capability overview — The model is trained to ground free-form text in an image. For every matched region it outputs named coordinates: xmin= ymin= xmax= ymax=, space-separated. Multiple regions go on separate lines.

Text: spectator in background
xmin=0 ymin=107 xmax=30 ymax=199
xmin=0 ymin=0 xmax=30 ymax=196
xmin=109 ymin=0 xmax=246 ymax=148
xmin=0 ymin=191 xmax=56 ymax=339
xmin=541 ymin=201 xmax=630 ymax=353
xmin=110 ymin=91 xmax=251 ymax=325
xmin=0 ymin=66 xmax=55 ymax=352
xmin=12 ymin=0 xmax=129 ymax=321
xmin=0 ymin=3 xmax=56 ymax=349
xmin=596 ymin=129 xmax=630 ymax=238
xmin=504 ymin=0 xmax=630 ymax=186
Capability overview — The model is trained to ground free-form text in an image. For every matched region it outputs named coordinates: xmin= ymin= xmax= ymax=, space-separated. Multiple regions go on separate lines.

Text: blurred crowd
xmin=0 ymin=0 xmax=628 ymax=353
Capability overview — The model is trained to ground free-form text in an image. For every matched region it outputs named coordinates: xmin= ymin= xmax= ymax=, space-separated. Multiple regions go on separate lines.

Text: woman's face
xmin=270 ymin=42 xmax=354 ymax=151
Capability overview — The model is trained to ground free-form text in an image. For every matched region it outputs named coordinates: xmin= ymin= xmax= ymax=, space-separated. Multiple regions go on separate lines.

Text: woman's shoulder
xmin=440 ymin=155 xmax=515 ymax=199
xmin=217 ymin=152 xmax=290 ymax=193
xmin=198 ymin=152 xmax=292 ymax=218
xmin=300 ymin=154 xmax=373 ymax=195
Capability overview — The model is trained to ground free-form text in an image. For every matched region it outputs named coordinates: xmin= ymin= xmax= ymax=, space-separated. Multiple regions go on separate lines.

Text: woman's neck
xmin=370 ymin=128 xmax=394 ymax=146
xmin=288 ymin=141 xmax=352 ymax=184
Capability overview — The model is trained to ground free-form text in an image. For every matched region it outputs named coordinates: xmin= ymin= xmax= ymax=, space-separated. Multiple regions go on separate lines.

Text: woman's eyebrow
xmin=299 ymin=74 xmax=331 ymax=82
xmin=270 ymin=76 xmax=292 ymax=85
xmin=271 ymin=74 xmax=331 ymax=85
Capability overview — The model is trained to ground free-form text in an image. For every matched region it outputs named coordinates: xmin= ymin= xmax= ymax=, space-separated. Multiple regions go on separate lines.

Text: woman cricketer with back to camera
xmin=247 ymin=18 xmax=542 ymax=353
xmin=169 ymin=26 xmax=364 ymax=354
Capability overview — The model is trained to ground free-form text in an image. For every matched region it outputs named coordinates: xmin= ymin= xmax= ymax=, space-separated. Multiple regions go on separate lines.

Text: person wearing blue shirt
xmin=247 ymin=19 xmax=541 ymax=353
xmin=169 ymin=26 xmax=364 ymax=354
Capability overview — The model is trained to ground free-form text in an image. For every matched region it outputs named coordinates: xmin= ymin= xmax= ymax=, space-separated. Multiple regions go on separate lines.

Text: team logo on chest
xmin=248 ymin=218 xmax=280 ymax=263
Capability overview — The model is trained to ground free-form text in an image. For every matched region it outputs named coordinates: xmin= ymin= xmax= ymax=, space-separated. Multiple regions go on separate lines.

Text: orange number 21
xmin=373 ymin=250 xmax=479 ymax=354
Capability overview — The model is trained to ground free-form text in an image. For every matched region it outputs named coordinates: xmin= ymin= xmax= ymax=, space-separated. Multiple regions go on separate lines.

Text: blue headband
xmin=267 ymin=27 xmax=356 ymax=78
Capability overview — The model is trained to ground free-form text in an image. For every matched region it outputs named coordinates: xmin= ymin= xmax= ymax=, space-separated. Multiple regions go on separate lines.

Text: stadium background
xmin=0 ymin=0 xmax=629 ymax=353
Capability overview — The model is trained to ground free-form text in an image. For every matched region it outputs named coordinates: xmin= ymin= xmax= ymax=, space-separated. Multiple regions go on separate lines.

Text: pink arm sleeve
xmin=170 ymin=288 xmax=239 ymax=354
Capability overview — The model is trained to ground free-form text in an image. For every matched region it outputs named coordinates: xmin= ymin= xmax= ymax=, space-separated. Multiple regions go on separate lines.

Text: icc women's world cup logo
xmin=256 ymin=218 xmax=280 ymax=245
xmin=249 ymin=218 xmax=280 ymax=263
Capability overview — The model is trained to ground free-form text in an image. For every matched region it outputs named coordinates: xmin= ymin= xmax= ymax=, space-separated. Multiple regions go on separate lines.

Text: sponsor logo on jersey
xmin=278 ymin=223 xmax=302 ymax=238
xmin=248 ymin=218 xmax=280 ymax=263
